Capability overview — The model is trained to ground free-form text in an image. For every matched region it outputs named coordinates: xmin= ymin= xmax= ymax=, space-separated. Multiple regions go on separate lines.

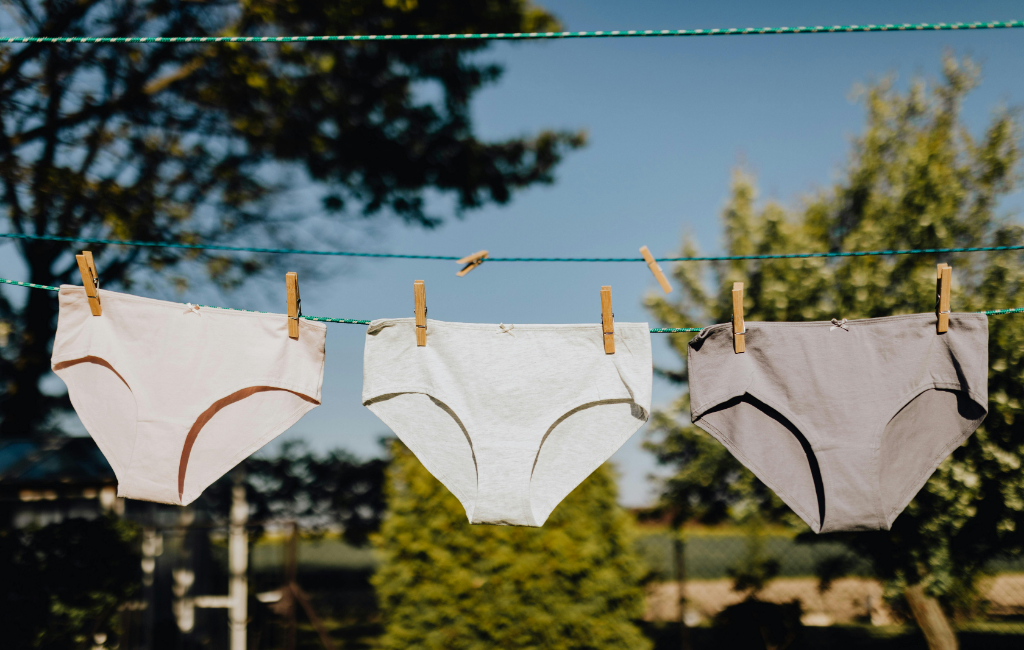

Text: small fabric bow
xmin=830 ymin=318 xmax=848 ymax=331
xmin=498 ymin=323 xmax=516 ymax=337
xmin=184 ymin=303 xmax=201 ymax=316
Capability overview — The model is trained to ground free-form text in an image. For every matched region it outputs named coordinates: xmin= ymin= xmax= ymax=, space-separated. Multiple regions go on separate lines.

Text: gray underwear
xmin=362 ymin=318 xmax=652 ymax=527
xmin=687 ymin=313 xmax=988 ymax=533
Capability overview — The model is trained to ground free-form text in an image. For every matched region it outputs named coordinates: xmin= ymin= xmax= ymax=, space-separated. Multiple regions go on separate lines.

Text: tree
xmin=199 ymin=440 xmax=387 ymax=545
xmin=645 ymin=55 xmax=1023 ymax=646
xmin=0 ymin=515 xmax=141 ymax=649
xmin=372 ymin=442 xmax=652 ymax=650
xmin=0 ymin=0 xmax=584 ymax=439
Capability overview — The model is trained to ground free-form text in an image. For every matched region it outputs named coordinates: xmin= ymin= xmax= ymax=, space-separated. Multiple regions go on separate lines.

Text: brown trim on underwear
xmin=178 ymin=386 xmax=319 ymax=501
xmin=53 ymin=356 xmax=131 ymax=389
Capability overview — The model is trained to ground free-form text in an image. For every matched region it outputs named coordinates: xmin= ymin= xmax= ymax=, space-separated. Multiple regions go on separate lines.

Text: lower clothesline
xmin=1 ymin=276 xmax=1021 ymax=332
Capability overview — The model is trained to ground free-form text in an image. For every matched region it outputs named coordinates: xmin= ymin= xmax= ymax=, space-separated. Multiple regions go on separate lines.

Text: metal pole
xmin=140 ymin=525 xmax=160 ymax=650
xmin=285 ymin=522 xmax=298 ymax=650
xmin=185 ymin=486 xmax=249 ymax=647
xmin=674 ymin=526 xmax=691 ymax=650
xmin=228 ymin=484 xmax=249 ymax=650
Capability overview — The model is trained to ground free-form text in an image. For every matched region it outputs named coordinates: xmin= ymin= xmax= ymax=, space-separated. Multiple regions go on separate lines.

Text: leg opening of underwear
xmin=427 ymin=395 xmax=478 ymax=486
xmin=530 ymin=398 xmax=637 ymax=479
xmin=704 ymin=394 xmax=827 ymax=531
xmin=751 ymin=396 xmax=826 ymax=530
xmin=53 ymin=355 xmax=137 ymax=483
xmin=364 ymin=392 xmax=480 ymax=520
xmin=53 ymin=355 xmax=131 ymax=390
xmin=529 ymin=398 xmax=647 ymax=526
xmin=880 ymin=387 xmax=987 ymax=525
xmin=365 ymin=393 xmax=478 ymax=482
xmin=794 ymin=421 xmax=827 ymax=530
xmin=178 ymin=386 xmax=319 ymax=502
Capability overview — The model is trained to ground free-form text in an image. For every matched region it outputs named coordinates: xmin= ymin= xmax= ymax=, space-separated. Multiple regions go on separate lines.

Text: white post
xmin=228 ymin=484 xmax=249 ymax=650
xmin=186 ymin=483 xmax=249 ymax=647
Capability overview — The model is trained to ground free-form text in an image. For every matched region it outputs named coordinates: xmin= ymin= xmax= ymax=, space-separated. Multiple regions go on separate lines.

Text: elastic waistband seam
xmin=368 ymin=318 xmax=651 ymax=332
xmin=59 ymin=285 xmax=327 ymax=329
xmin=694 ymin=312 xmax=985 ymax=334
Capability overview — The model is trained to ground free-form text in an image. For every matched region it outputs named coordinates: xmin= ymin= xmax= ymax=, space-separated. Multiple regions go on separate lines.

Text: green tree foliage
xmin=0 ymin=515 xmax=140 ymax=649
xmin=200 ymin=441 xmax=387 ymax=545
xmin=0 ymin=0 xmax=584 ymax=438
xmin=645 ymin=56 xmax=1024 ymax=610
xmin=372 ymin=443 xmax=651 ymax=650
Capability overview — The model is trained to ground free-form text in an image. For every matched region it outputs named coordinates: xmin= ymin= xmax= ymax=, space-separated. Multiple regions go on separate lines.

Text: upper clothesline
xmin=0 ymin=20 xmax=1021 ymax=44
xmin=2 ymin=276 xmax=1022 ymax=333
xmin=3 ymin=232 xmax=1024 ymax=264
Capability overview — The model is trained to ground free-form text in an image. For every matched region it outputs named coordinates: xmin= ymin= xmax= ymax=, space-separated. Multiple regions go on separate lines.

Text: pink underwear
xmin=52 ymin=286 xmax=326 ymax=505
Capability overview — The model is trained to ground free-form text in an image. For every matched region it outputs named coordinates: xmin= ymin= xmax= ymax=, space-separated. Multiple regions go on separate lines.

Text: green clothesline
xmin=1 ymin=277 xmax=1020 ymax=333
xmin=3 ymin=232 xmax=1023 ymax=263
xmin=0 ymin=20 xmax=1021 ymax=44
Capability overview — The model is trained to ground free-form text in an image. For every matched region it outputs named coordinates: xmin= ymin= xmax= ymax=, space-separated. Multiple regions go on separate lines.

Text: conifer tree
xmin=372 ymin=443 xmax=652 ymax=650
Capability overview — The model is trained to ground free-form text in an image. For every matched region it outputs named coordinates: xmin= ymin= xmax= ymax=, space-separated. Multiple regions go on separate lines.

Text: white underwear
xmin=52 ymin=286 xmax=326 ymax=505
xmin=362 ymin=319 xmax=652 ymax=527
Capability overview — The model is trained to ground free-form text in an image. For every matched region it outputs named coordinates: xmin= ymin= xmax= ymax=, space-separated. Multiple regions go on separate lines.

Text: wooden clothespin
xmin=456 ymin=250 xmax=489 ymax=277
xmin=286 ymin=272 xmax=301 ymax=339
xmin=414 ymin=280 xmax=427 ymax=346
xmin=75 ymin=251 xmax=102 ymax=316
xmin=936 ymin=263 xmax=952 ymax=334
xmin=732 ymin=282 xmax=745 ymax=353
xmin=639 ymin=246 xmax=672 ymax=294
xmin=600 ymin=286 xmax=615 ymax=354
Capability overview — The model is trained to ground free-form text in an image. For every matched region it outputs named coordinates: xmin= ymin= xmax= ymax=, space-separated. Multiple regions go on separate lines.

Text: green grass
xmin=251 ymin=535 xmax=377 ymax=571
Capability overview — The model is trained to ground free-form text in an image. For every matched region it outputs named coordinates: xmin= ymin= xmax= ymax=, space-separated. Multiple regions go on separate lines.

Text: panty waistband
xmin=697 ymin=311 xmax=987 ymax=337
xmin=368 ymin=318 xmax=650 ymax=333
xmin=59 ymin=285 xmax=327 ymax=329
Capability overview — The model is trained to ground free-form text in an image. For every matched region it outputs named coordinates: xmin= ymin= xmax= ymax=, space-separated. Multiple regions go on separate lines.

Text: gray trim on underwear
xmin=362 ymin=318 xmax=653 ymax=527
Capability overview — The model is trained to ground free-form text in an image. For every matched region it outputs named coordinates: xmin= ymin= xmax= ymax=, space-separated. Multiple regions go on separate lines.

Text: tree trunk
xmin=905 ymin=584 xmax=958 ymax=650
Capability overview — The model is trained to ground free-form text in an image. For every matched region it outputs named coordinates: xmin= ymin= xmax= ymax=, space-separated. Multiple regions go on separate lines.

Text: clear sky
xmin=6 ymin=1 xmax=1024 ymax=506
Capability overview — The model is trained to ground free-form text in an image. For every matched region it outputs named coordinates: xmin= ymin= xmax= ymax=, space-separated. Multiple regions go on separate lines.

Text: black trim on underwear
xmin=751 ymin=396 xmax=827 ymax=530
xmin=709 ymin=395 xmax=827 ymax=530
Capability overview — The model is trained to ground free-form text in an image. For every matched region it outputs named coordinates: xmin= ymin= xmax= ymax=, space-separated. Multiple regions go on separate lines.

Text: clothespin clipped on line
xmin=733 ymin=282 xmax=745 ymax=354
xmin=75 ymin=251 xmax=102 ymax=316
xmin=936 ymin=263 xmax=952 ymax=334
xmin=601 ymin=285 xmax=615 ymax=354
xmin=639 ymin=246 xmax=672 ymax=294
xmin=414 ymin=280 xmax=427 ymax=346
xmin=286 ymin=272 xmax=301 ymax=339
xmin=456 ymin=250 xmax=489 ymax=277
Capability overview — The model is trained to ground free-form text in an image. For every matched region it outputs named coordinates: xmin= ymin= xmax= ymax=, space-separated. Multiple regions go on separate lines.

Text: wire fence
xmin=637 ymin=528 xmax=1024 ymax=637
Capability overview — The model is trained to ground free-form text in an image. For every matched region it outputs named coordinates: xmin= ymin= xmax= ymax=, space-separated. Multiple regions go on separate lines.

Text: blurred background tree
xmin=0 ymin=515 xmax=140 ymax=649
xmin=372 ymin=442 xmax=651 ymax=650
xmin=0 ymin=0 xmax=584 ymax=439
xmin=200 ymin=440 xmax=387 ymax=545
xmin=645 ymin=55 xmax=1024 ymax=648
xmin=0 ymin=3 xmax=582 ymax=646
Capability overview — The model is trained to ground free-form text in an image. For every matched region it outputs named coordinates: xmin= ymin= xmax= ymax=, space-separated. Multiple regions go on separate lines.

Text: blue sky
xmin=7 ymin=1 xmax=1024 ymax=506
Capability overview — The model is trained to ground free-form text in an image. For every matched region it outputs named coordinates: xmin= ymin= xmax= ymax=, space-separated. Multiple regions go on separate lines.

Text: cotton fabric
xmin=52 ymin=286 xmax=326 ymax=505
xmin=362 ymin=318 xmax=652 ymax=526
xmin=687 ymin=313 xmax=988 ymax=533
